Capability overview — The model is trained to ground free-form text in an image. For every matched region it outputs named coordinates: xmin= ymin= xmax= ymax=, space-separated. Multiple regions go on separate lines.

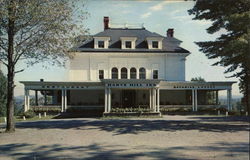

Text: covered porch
xmin=102 ymin=79 xmax=161 ymax=115
xmin=20 ymin=80 xmax=235 ymax=115
xmin=159 ymin=81 xmax=235 ymax=111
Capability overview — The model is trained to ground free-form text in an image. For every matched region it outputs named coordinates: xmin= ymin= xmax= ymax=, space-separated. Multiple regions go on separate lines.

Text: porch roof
xmin=19 ymin=80 xmax=236 ymax=90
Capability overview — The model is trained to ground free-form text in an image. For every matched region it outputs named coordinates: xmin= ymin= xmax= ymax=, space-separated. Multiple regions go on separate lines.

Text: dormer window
xmin=94 ymin=37 xmax=110 ymax=49
xmin=98 ymin=41 xmax=104 ymax=48
xmin=125 ymin=41 xmax=132 ymax=48
xmin=146 ymin=37 xmax=163 ymax=49
xmin=120 ymin=37 xmax=137 ymax=49
xmin=152 ymin=41 xmax=159 ymax=48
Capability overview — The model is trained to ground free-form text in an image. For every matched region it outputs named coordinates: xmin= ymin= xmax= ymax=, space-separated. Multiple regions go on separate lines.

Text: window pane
xmin=99 ymin=70 xmax=104 ymax=79
xmin=111 ymin=68 xmax=118 ymax=79
xmin=139 ymin=68 xmax=146 ymax=79
xmin=130 ymin=68 xmax=137 ymax=79
xmin=98 ymin=41 xmax=104 ymax=48
xmin=121 ymin=67 xmax=127 ymax=79
xmin=125 ymin=41 xmax=132 ymax=48
xmin=153 ymin=70 xmax=158 ymax=79
xmin=152 ymin=41 xmax=158 ymax=48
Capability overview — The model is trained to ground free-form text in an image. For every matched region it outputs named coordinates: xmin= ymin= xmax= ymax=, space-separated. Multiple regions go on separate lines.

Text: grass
xmin=0 ymin=115 xmax=56 ymax=123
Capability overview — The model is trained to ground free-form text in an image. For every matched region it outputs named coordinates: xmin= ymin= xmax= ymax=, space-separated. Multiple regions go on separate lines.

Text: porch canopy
xmin=159 ymin=81 xmax=236 ymax=111
xmin=20 ymin=81 xmax=104 ymax=112
xmin=101 ymin=79 xmax=162 ymax=113
xmin=20 ymin=80 xmax=236 ymax=113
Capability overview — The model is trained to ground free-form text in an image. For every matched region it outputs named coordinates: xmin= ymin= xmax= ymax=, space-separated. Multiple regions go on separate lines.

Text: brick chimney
xmin=103 ymin=16 xmax=109 ymax=30
xmin=167 ymin=28 xmax=174 ymax=37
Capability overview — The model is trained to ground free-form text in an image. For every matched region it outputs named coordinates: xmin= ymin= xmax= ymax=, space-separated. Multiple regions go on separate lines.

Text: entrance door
xmin=122 ymin=90 xmax=136 ymax=107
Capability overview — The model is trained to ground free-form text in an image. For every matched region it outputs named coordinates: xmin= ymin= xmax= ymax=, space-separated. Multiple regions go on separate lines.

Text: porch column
xmin=157 ymin=88 xmax=160 ymax=112
xmin=153 ymin=88 xmax=156 ymax=112
xmin=35 ymin=90 xmax=38 ymax=106
xmin=64 ymin=90 xmax=67 ymax=111
xmin=104 ymin=87 xmax=108 ymax=112
xmin=192 ymin=89 xmax=195 ymax=111
xmin=61 ymin=89 xmax=64 ymax=112
xmin=108 ymin=88 xmax=111 ymax=112
xmin=149 ymin=89 xmax=152 ymax=109
xmin=24 ymin=89 xmax=30 ymax=112
xmin=227 ymin=89 xmax=232 ymax=111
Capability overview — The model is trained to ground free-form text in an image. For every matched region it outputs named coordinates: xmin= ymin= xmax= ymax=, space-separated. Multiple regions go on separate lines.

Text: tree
xmin=0 ymin=0 xmax=87 ymax=132
xmin=191 ymin=77 xmax=205 ymax=82
xmin=0 ymin=70 xmax=7 ymax=117
xmin=188 ymin=0 xmax=250 ymax=112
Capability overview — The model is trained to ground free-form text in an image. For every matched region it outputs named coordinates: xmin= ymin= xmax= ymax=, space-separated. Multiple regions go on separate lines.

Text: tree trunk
xmin=6 ymin=0 xmax=15 ymax=132
xmin=6 ymin=66 xmax=15 ymax=132
xmin=246 ymin=76 xmax=250 ymax=113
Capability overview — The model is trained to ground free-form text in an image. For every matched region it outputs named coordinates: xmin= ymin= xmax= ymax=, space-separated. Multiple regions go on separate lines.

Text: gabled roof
xmin=71 ymin=28 xmax=190 ymax=53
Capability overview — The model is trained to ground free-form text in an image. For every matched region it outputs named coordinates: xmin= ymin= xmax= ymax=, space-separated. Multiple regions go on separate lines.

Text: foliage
xmin=0 ymin=0 xmax=88 ymax=132
xmin=0 ymin=71 xmax=7 ymax=116
xmin=160 ymin=107 xmax=192 ymax=112
xmin=23 ymin=110 xmax=36 ymax=118
xmin=32 ymin=106 xmax=61 ymax=113
xmin=111 ymin=107 xmax=153 ymax=113
xmin=188 ymin=0 xmax=250 ymax=112
xmin=0 ymin=0 xmax=88 ymax=66
xmin=191 ymin=77 xmax=205 ymax=82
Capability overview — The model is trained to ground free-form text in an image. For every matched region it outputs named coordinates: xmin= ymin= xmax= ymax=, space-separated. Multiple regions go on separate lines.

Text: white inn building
xmin=21 ymin=17 xmax=235 ymax=115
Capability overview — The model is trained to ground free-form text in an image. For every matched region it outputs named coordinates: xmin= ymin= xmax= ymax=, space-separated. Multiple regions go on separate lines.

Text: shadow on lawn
xmin=0 ymin=142 xmax=248 ymax=160
xmin=13 ymin=116 xmax=250 ymax=135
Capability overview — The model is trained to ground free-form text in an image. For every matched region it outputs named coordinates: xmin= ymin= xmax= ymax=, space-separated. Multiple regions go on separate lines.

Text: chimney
xmin=167 ymin=28 xmax=174 ymax=37
xmin=103 ymin=16 xmax=109 ymax=30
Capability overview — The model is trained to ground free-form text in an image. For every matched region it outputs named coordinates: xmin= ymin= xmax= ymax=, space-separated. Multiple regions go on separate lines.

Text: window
xmin=99 ymin=70 xmax=104 ymax=79
xmin=153 ymin=70 xmax=158 ymax=79
xmin=98 ymin=41 xmax=104 ymax=48
xmin=130 ymin=68 xmax=137 ymax=79
xmin=125 ymin=41 xmax=132 ymax=48
xmin=111 ymin=68 xmax=118 ymax=79
xmin=139 ymin=67 xmax=146 ymax=79
xmin=152 ymin=41 xmax=158 ymax=48
xmin=121 ymin=67 xmax=127 ymax=79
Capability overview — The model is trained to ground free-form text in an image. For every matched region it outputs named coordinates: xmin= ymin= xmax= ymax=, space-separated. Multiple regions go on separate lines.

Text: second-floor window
xmin=130 ymin=68 xmax=137 ymax=79
xmin=111 ymin=67 xmax=118 ymax=79
xmin=99 ymin=70 xmax=104 ymax=79
xmin=121 ymin=67 xmax=128 ymax=79
xmin=139 ymin=67 xmax=146 ymax=79
xmin=152 ymin=41 xmax=158 ymax=48
xmin=153 ymin=70 xmax=158 ymax=79
xmin=98 ymin=41 xmax=104 ymax=48
xmin=125 ymin=41 xmax=132 ymax=48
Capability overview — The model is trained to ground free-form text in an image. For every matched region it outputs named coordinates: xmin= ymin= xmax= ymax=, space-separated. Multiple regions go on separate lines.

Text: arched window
xmin=111 ymin=67 xmax=118 ymax=79
xmin=121 ymin=67 xmax=127 ymax=79
xmin=130 ymin=68 xmax=137 ymax=79
xmin=139 ymin=67 xmax=146 ymax=79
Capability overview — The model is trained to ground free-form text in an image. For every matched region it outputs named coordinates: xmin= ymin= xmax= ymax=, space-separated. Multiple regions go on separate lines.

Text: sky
xmin=10 ymin=0 xmax=241 ymax=97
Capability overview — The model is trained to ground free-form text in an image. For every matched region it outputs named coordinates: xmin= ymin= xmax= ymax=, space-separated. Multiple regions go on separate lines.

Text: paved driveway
xmin=0 ymin=115 xmax=249 ymax=160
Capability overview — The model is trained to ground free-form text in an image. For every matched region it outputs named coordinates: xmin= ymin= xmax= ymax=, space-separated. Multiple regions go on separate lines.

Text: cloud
xmin=149 ymin=1 xmax=168 ymax=11
xmin=141 ymin=12 xmax=152 ymax=18
xmin=149 ymin=1 xmax=184 ymax=11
